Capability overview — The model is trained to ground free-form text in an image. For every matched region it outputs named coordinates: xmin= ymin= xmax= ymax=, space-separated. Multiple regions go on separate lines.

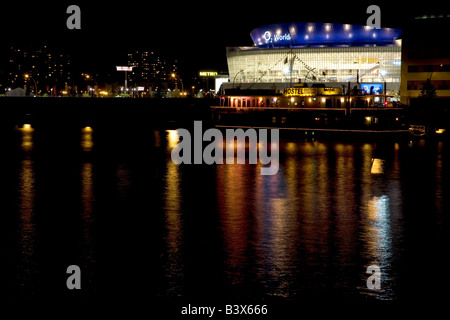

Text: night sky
xmin=0 ymin=1 xmax=448 ymax=81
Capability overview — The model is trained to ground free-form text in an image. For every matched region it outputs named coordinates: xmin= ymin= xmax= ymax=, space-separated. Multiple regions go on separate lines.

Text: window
xmin=408 ymin=65 xmax=419 ymax=73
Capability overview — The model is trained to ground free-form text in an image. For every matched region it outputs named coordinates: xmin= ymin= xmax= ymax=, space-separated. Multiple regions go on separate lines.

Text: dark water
xmin=1 ymin=124 xmax=449 ymax=315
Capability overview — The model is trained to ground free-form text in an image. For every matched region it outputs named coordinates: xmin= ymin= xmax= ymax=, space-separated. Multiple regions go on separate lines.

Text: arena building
xmin=225 ymin=22 xmax=402 ymax=97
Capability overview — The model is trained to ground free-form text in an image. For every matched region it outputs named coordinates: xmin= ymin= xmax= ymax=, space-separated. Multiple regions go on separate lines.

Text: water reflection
xmin=161 ymin=130 xmax=185 ymax=297
xmin=17 ymin=130 xmax=37 ymax=293
xmin=371 ymin=158 xmax=384 ymax=174
xmin=81 ymin=126 xmax=94 ymax=152
xmin=167 ymin=130 xmax=180 ymax=149
xmin=79 ymin=161 xmax=96 ymax=288
xmin=361 ymin=195 xmax=393 ymax=298
xmin=8 ymin=123 xmax=447 ymax=304
xmin=217 ymin=164 xmax=250 ymax=287
xmin=215 ymin=140 xmax=404 ymax=300
xmin=19 ymin=124 xmax=34 ymax=152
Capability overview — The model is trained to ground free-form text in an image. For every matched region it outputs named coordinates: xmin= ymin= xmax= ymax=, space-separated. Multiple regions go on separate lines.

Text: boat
xmin=212 ymin=82 xmax=409 ymax=139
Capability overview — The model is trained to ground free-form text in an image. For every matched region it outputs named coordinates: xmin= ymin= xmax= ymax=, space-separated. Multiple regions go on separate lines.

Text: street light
xmin=83 ymin=73 xmax=98 ymax=97
xmin=171 ymin=73 xmax=184 ymax=92
xmin=232 ymin=69 xmax=244 ymax=88
xmin=24 ymin=74 xmax=38 ymax=96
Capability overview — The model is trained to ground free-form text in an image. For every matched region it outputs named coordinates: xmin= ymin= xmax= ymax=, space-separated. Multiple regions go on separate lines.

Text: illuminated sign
xmin=116 ymin=66 xmax=133 ymax=71
xmin=284 ymin=87 xmax=342 ymax=96
xmin=251 ymin=23 xmax=402 ymax=48
xmin=284 ymin=87 xmax=316 ymax=96
xmin=199 ymin=71 xmax=218 ymax=77
xmin=262 ymin=30 xmax=292 ymax=44
xmin=320 ymin=87 xmax=342 ymax=95
xmin=361 ymin=83 xmax=383 ymax=94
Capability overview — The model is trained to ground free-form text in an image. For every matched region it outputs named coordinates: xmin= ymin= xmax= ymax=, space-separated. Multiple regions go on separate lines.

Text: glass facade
xmin=227 ymin=45 xmax=401 ymax=95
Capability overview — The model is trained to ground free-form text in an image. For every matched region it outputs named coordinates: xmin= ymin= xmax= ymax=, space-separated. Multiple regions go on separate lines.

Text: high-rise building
xmin=127 ymin=50 xmax=178 ymax=89
xmin=400 ymin=15 xmax=450 ymax=104
xmin=6 ymin=44 xmax=72 ymax=94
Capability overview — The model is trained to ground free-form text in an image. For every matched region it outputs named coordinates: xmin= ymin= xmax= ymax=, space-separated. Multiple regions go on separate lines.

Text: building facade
xmin=5 ymin=44 xmax=72 ymax=95
xmin=400 ymin=16 xmax=450 ymax=104
xmin=226 ymin=22 xmax=402 ymax=97
xmin=127 ymin=50 xmax=178 ymax=89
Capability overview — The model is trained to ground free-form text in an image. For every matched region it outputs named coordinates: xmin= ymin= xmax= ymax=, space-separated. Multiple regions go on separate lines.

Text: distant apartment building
xmin=5 ymin=44 xmax=72 ymax=95
xmin=127 ymin=50 xmax=178 ymax=90
xmin=400 ymin=16 xmax=450 ymax=104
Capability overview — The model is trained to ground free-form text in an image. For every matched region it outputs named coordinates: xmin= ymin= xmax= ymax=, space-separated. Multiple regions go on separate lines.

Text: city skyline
xmin=1 ymin=2 xmax=450 ymax=94
xmin=1 ymin=2 xmax=442 ymax=76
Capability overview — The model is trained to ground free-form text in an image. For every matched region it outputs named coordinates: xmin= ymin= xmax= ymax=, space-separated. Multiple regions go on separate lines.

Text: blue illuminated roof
xmin=250 ymin=22 xmax=402 ymax=48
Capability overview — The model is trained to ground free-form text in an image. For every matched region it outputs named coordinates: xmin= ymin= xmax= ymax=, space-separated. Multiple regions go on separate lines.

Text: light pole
xmin=171 ymin=73 xmax=184 ymax=93
xmin=24 ymin=74 xmax=38 ymax=96
xmin=378 ymin=70 xmax=387 ymax=106
xmin=379 ymin=70 xmax=387 ymax=95
xmin=116 ymin=66 xmax=133 ymax=95
xmin=232 ymin=69 xmax=244 ymax=88
xmin=83 ymin=73 xmax=98 ymax=97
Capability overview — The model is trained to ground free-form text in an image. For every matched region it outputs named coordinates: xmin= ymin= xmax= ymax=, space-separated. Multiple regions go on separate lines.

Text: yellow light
xmin=167 ymin=130 xmax=180 ymax=149
xmin=199 ymin=71 xmax=217 ymax=77
xmin=286 ymin=142 xmax=296 ymax=152
xmin=321 ymin=98 xmax=326 ymax=103
xmin=83 ymin=126 xmax=93 ymax=133
xmin=24 ymin=74 xmax=29 ymax=78
xmin=340 ymin=97 xmax=345 ymax=103
xmin=23 ymin=124 xmax=32 ymax=130
xmin=365 ymin=117 xmax=372 ymax=122
xmin=436 ymin=128 xmax=446 ymax=134
xmin=371 ymin=158 xmax=384 ymax=174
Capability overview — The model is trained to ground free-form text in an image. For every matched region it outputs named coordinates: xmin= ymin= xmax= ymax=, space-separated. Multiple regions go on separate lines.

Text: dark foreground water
xmin=0 ymin=124 xmax=448 ymax=316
